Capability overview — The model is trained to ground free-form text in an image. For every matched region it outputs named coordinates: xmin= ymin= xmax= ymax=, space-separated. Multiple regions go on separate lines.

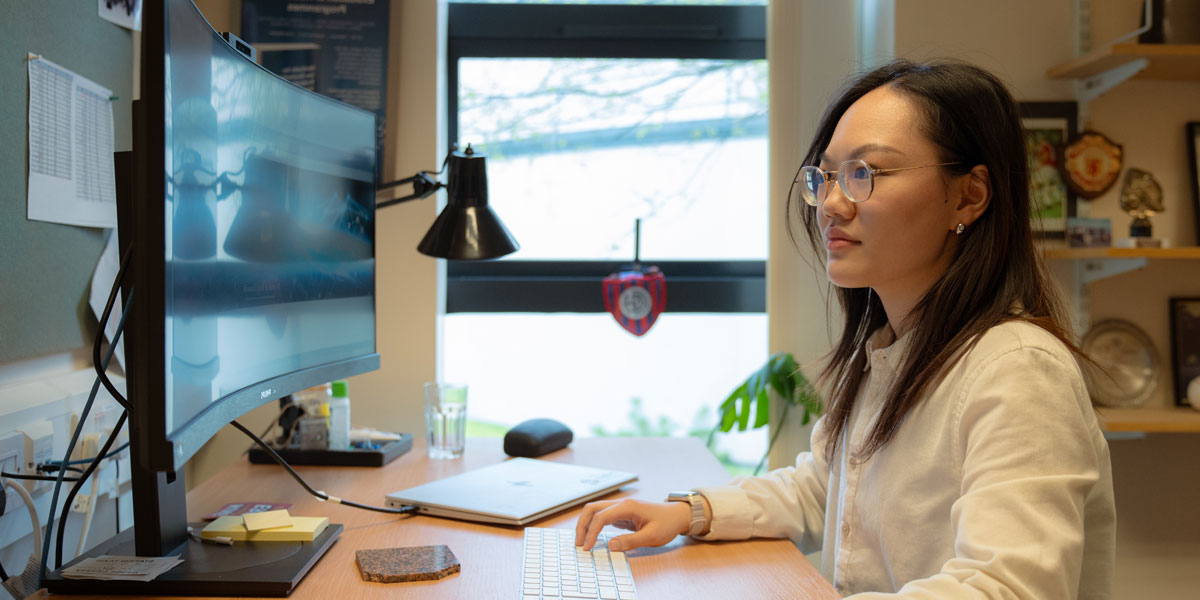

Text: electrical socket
xmin=71 ymin=492 xmax=92 ymax=514
xmin=18 ymin=420 xmax=53 ymax=493
xmin=79 ymin=433 xmax=101 ymax=463
xmin=103 ymin=422 xmax=129 ymax=461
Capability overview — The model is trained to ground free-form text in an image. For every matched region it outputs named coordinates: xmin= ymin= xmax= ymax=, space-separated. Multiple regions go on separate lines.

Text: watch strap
xmin=666 ymin=491 xmax=708 ymax=537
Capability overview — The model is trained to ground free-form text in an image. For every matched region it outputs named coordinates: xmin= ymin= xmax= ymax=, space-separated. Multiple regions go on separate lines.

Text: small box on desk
xmin=248 ymin=433 xmax=413 ymax=467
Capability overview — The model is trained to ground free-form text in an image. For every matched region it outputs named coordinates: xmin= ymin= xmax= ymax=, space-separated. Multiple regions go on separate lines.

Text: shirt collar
xmin=862 ymin=324 xmax=913 ymax=375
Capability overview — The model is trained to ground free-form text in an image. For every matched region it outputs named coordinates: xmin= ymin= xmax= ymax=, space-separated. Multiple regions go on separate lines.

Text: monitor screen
xmin=131 ymin=0 xmax=379 ymax=473
xmin=44 ymin=2 xmax=380 ymax=593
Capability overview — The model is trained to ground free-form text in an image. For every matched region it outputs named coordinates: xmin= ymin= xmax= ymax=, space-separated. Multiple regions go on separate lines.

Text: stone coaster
xmin=355 ymin=545 xmax=461 ymax=583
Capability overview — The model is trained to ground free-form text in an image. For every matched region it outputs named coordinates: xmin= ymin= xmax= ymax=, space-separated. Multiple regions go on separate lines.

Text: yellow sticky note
xmin=202 ymin=516 xmax=329 ymax=542
xmin=242 ymin=509 xmax=293 ymax=531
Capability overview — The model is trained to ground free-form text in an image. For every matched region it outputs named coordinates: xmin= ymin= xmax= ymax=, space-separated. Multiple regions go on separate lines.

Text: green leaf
xmin=718 ymin=386 xmax=742 ymax=432
xmin=753 ymin=389 xmax=770 ymax=428
xmin=713 ymin=352 xmax=823 ymax=438
xmin=736 ymin=391 xmax=752 ymax=431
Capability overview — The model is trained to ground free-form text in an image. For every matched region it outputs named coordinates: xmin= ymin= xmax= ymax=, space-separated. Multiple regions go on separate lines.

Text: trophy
xmin=1118 ymin=167 xmax=1165 ymax=247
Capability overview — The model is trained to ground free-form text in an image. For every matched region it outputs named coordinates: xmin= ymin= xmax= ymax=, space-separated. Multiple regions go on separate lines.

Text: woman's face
xmin=816 ymin=86 xmax=962 ymax=307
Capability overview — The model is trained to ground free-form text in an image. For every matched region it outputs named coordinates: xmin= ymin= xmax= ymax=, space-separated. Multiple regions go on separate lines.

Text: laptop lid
xmin=384 ymin=458 xmax=638 ymax=525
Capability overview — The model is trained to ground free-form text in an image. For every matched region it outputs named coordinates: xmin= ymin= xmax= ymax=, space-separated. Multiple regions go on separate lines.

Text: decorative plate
xmin=1080 ymin=319 xmax=1159 ymax=407
xmin=1061 ymin=131 xmax=1123 ymax=199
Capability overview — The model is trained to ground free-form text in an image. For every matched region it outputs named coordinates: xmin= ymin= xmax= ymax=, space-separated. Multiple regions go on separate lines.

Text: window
xmin=446 ymin=2 xmax=767 ymax=469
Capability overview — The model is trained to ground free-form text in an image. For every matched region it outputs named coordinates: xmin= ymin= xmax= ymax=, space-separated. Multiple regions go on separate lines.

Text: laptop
xmin=384 ymin=458 xmax=638 ymax=525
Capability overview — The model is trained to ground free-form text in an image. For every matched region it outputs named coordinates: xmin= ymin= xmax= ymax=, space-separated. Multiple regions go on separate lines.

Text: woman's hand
xmin=574 ymin=498 xmax=692 ymax=552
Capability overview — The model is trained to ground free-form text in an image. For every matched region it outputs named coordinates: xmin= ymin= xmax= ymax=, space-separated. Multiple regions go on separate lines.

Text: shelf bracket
xmin=1102 ymin=431 xmax=1146 ymax=441
xmin=1079 ymin=58 xmax=1149 ymax=104
xmin=1066 ymin=257 xmax=1148 ymax=336
xmin=1078 ymin=257 xmax=1147 ymax=284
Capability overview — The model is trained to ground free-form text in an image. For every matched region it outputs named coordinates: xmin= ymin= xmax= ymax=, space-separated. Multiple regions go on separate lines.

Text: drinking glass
xmin=424 ymin=382 xmax=468 ymax=458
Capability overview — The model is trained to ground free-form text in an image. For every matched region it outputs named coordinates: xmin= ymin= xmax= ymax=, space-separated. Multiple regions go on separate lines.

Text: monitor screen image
xmin=160 ymin=0 xmax=377 ymax=458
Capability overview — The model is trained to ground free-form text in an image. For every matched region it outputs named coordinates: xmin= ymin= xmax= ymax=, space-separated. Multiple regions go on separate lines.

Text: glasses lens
xmin=797 ymin=166 xmax=825 ymax=206
xmin=838 ymin=160 xmax=873 ymax=203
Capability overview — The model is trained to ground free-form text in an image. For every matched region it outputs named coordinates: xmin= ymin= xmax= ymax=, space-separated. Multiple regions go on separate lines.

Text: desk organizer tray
xmin=248 ymin=433 xmax=413 ymax=467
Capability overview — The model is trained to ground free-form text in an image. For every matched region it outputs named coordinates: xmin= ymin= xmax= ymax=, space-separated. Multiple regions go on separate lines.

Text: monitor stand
xmin=41 ymin=523 xmax=341 ymax=597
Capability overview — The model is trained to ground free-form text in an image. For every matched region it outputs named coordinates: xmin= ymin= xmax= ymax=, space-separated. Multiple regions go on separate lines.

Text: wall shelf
xmin=1044 ymin=246 xmax=1200 ymax=357
xmin=1097 ymin=406 xmax=1200 ymax=433
xmin=1046 ymin=43 xmax=1200 ymax=81
xmin=1044 ymin=247 xmax=1200 ymax=260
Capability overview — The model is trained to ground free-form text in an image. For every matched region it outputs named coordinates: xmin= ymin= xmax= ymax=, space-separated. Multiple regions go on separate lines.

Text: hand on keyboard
xmin=522 ymin=527 xmax=637 ymax=600
xmin=574 ymin=498 xmax=692 ymax=552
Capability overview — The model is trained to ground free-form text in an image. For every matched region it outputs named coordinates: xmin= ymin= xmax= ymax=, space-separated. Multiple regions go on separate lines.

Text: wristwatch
xmin=666 ymin=490 xmax=708 ymax=536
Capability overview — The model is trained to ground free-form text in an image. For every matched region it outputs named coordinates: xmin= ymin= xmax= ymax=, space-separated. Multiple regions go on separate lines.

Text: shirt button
xmin=841 ymin=523 xmax=850 ymax=536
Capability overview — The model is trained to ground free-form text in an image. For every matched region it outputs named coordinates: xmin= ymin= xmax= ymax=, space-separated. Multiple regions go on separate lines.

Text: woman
xmin=574 ymin=60 xmax=1116 ymax=599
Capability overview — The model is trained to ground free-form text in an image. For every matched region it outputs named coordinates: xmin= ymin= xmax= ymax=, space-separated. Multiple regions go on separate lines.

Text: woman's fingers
xmin=573 ymin=499 xmax=691 ymax=551
xmin=575 ymin=500 xmax=618 ymax=547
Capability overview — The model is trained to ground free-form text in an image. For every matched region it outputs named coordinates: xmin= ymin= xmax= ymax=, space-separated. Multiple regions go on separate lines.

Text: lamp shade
xmin=417 ymin=147 xmax=519 ymax=260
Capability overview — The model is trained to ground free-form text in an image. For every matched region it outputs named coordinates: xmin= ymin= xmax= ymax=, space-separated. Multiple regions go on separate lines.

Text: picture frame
xmin=1169 ymin=297 xmax=1200 ymax=407
xmin=1186 ymin=122 xmax=1200 ymax=246
xmin=1018 ymin=102 xmax=1078 ymax=239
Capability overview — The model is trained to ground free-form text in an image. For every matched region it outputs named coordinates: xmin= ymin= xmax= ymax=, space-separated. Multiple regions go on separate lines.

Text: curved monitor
xmin=130 ymin=0 xmax=379 ymax=473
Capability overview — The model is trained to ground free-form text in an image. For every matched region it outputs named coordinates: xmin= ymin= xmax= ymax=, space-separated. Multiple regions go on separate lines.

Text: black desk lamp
xmin=376 ymin=144 xmax=519 ymax=260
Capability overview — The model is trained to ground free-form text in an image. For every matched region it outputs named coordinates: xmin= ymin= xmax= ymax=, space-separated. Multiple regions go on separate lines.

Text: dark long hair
xmin=787 ymin=59 xmax=1077 ymax=462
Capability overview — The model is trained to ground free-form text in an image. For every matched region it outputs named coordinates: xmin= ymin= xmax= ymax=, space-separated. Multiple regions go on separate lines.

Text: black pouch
xmin=503 ymin=418 xmax=574 ymax=458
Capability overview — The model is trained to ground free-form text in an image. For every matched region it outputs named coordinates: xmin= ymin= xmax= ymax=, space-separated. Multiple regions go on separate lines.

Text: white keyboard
xmin=521 ymin=527 xmax=638 ymax=600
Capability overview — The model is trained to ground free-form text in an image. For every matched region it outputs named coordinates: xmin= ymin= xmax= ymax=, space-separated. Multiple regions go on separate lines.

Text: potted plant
xmin=709 ymin=352 xmax=822 ymax=475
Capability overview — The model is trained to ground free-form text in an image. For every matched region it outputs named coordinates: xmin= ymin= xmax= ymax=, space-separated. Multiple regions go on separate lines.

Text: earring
xmin=955 ymin=223 xmax=965 ymax=235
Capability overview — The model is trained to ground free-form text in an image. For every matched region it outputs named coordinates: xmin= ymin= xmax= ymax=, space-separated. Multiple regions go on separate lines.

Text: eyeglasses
xmin=796 ymin=159 xmax=959 ymax=206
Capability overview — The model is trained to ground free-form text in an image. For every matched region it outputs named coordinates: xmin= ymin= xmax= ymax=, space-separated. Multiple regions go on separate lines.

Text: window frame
xmin=446 ymin=2 xmax=768 ymax=314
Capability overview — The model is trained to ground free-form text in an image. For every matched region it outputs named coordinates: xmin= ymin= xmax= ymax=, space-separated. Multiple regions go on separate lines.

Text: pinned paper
xmin=242 ymin=509 xmax=293 ymax=531
xmin=26 ymin=55 xmax=118 ymax=228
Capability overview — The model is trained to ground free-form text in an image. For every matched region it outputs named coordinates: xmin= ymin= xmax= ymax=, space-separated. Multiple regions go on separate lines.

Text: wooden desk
xmin=37 ymin=437 xmax=838 ymax=599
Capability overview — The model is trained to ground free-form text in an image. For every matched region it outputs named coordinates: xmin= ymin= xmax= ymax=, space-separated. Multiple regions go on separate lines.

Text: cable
xmin=42 ymin=327 xmax=127 ymax=576
xmin=0 ymin=558 xmax=8 ymax=582
xmin=54 ymin=411 xmax=127 ymax=570
xmin=39 ymin=250 xmax=131 ymax=581
xmin=43 ymin=442 xmax=129 ymax=467
xmin=39 ymin=464 xmax=85 ymax=475
xmin=93 ymin=244 xmax=133 ymax=413
xmin=113 ymin=459 xmax=120 ymax=533
xmin=230 ymin=420 xmax=419 ymax=516
xmin=0 ymin=472 xmax=81 ymax=483
xmin=3 ymin=479 xmax=42 ymax=560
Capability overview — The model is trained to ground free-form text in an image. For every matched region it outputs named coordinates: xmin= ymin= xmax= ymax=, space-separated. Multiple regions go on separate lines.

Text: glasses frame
xmin=797 ymin=159 xmax=959 ymax=206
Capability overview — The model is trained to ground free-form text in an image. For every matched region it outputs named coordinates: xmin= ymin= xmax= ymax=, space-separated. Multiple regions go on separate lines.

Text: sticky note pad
xmin=242 ymin=509 xmax=293 ymax=531
xmin=356 ymin=546 xmax=460 ymax=583
xmin=202 ymin=515 xmax=329 ymax=542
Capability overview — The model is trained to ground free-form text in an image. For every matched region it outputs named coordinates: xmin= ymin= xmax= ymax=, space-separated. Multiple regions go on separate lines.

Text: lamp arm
xmin=375 ymin=172 xmax=443 ymax=209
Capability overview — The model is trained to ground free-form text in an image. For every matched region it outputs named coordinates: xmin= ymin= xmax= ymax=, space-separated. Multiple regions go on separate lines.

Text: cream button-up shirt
xmin=697 ymin=321 xmax=1116 ymax=598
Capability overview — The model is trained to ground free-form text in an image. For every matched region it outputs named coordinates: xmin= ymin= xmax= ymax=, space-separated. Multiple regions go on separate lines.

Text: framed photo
xmin=1186 ymin=122 xmax=1200 ymax=246
xmin=1066 ymin=217 xmax=1112 ymax=248
xmin=1169 ymin=297 xmax=1200 ymax=407
xmin=1018 ymin=102 xmax=1078 ymax=239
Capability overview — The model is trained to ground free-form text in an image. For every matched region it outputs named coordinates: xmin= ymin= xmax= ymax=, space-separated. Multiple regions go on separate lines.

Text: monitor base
xmin=42 ymin=522 xmax=341 ymax=597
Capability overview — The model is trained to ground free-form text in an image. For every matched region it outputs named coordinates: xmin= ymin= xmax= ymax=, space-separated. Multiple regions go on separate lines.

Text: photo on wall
xmin=1186 ymin=122 xmax=1200 ymax=245
xmin=1018 ymin=102 xmax=1078 ymax=239
xmin=1169 ymin=297 xmax=1200 ymax=408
